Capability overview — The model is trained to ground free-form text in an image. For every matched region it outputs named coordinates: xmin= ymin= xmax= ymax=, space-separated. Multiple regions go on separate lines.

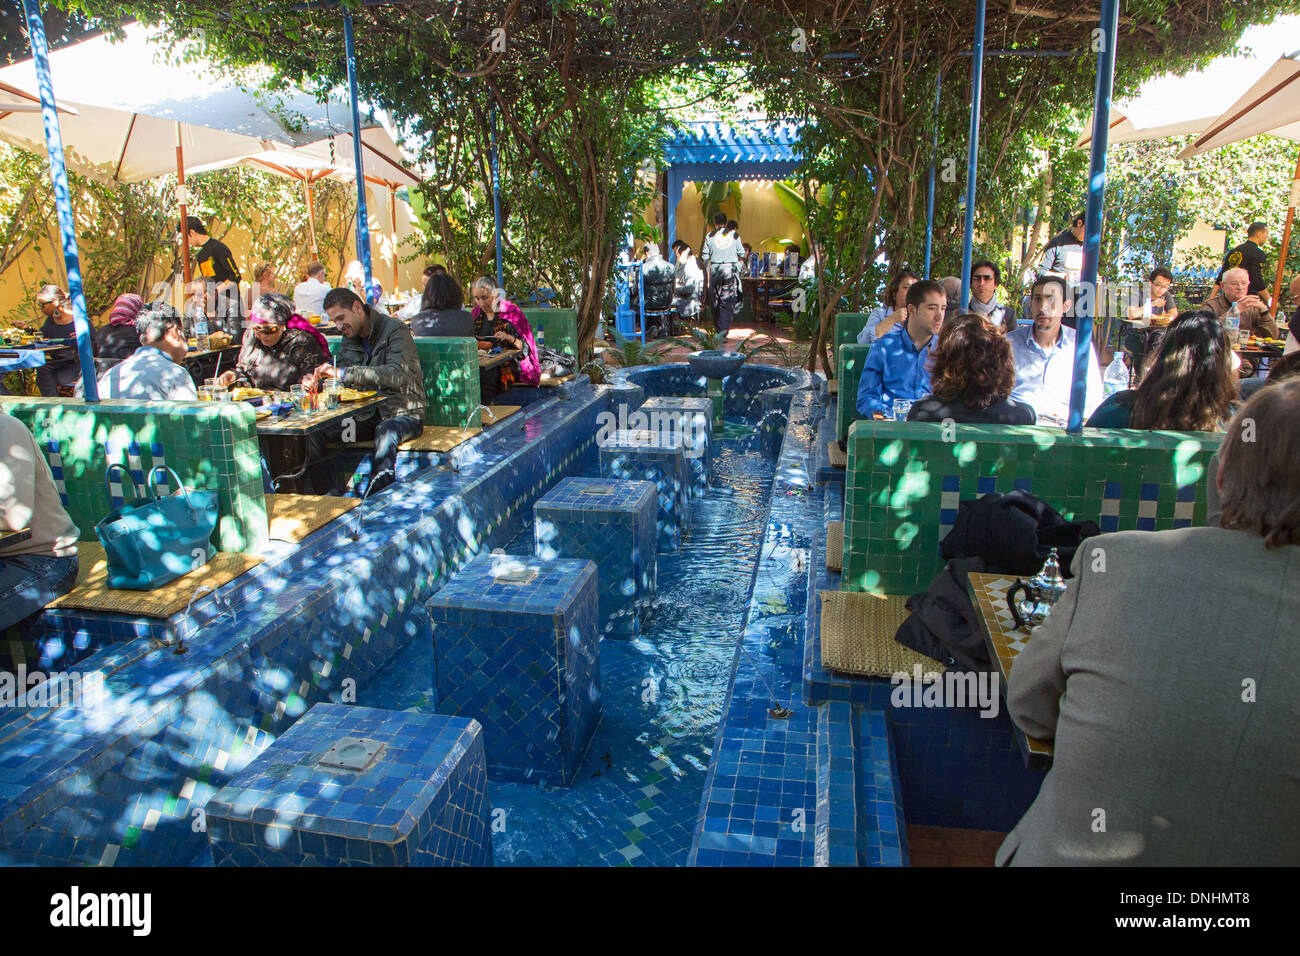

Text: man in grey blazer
xmin=999 ymin=381 xmax=1300 ymax=866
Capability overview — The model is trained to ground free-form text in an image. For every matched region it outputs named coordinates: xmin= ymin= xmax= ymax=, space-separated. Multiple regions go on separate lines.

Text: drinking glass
xmin=197 ymin=385 xmax=214 ymax=401
xmin=212 ymin=385 xmax=231 ymax=403
xmin=290 ymin=385 xmax=306 ymax=414
xmin=892 ymin=399 xmax=913 ymax=421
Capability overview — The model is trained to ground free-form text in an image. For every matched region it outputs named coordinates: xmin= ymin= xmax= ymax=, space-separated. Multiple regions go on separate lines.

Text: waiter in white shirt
xmin=292 ymin=262 xmax=332 ymax=317
xmin=1037 ymin=213 xmax=1086 ymax=327
xmin=1008 ymin=275 xmax=1102 ymax=426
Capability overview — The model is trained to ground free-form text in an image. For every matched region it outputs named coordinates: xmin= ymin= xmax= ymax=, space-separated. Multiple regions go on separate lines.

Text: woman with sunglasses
xmin=216 ymin=293 xmax=326 ymax=392
xmin=33 ymin=285 xmax=84 ymax=396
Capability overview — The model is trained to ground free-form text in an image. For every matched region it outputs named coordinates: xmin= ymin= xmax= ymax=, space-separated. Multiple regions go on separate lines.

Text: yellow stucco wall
xmin=0 ymin=181 xmax=427 ymax=328
xmin=670 ymin=180 xmax=806 ymax=256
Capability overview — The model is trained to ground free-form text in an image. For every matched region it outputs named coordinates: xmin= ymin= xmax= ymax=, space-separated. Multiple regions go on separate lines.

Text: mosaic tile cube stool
xmin=598 ymin=429 xmax=689 ymax=551
xmin=639 ymin=396 xmax=713 ymax=498
xmin=427 ymin=554 xmax=601 ymax=787
xmin=205 ymin=703 xmax=493 ymax=866
xmin=534 ymin=477 xmax=658 ymax=639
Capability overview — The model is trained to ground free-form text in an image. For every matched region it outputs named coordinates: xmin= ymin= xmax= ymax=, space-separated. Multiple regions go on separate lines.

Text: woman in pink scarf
xmin=469 ymin=276 xmax=541 ymax=402
xmin=94 ymin=292 xmax=144 ymax=359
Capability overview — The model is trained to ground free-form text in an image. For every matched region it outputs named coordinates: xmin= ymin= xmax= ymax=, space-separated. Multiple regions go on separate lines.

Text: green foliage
xmin=0 ymin=142 xmax=171 ymax=323
xmin=603 ymin=328 xmax=669 ymax=367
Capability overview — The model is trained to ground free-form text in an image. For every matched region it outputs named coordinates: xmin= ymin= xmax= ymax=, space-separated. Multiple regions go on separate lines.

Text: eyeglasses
xmin=972 ymin=274 xmax=996 ymax=282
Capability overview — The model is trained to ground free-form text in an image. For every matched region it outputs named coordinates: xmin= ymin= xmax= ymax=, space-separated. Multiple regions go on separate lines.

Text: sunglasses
xmin=252 ymin=323 xmax=282 ymax=334
xmin=972 ymin=274 xmax=996 ymax=282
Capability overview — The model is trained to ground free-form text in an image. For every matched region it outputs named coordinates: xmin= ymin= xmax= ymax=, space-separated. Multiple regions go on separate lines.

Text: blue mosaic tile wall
xmin=534 ymin=477 xmax=658 ymax=639
xmin=689 ymin=392 xmax=826 ymax=867
xmin=428 ymin=554 xmax=601 ymax=787
xmin=207 ymin=703 xmax=493 ymax=866
xmin=614 ymin=363 xmax=809 ymax=419
xmin=599 ymin=431 xmax=689 ymax=552
xmin=638 ymin=396 xmax=714 ymax=498
xmin=0 ymin=386 xmax=615 ymax=865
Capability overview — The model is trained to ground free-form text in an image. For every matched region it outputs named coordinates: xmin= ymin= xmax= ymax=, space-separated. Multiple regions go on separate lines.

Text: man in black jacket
xmin=304 ymin=288 xmax=425 ymax=495
xmin=1213 ymin=221 xmax=1270 ymax=305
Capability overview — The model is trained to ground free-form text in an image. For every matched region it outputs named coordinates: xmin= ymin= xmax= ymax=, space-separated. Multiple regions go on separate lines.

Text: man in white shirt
xmin=1008 ymin=275 xmax=1102 ymax=426
xmin=0 ymin=410 xmax=80 ymax=629
xmin=292 ymin=262 xmax=331 ymax=316
xmin=83 ymin=304 xmax=198 ymax=401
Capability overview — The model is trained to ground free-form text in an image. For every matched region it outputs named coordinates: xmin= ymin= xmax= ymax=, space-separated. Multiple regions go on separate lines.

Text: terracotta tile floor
xmin=906 ymin=825 xmax=1008 ymax=867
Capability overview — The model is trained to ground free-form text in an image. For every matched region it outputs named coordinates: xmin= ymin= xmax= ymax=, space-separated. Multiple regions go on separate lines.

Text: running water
xmin=360 ymin=420 xmax=778 ymax=865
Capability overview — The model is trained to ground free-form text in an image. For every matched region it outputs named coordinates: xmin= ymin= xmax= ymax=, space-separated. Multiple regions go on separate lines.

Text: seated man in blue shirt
xmin=857 ymin=278 xmax=946 ymax=417
xmin=1007 ymin=275 xmax=1102 ymax=426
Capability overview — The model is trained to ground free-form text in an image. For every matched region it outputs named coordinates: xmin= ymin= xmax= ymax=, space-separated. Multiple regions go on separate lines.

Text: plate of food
xmin=230 ymin=386 xmax=265 ymax=402
xmin=337 ymin=388 xmax=378 ymax=402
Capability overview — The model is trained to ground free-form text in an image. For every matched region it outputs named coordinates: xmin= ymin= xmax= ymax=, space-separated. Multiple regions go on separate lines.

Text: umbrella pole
xmin=303 ymin=178 xmax=319 ymax=258
xmin=389 ymin=185 xmax=398 ymax=294
xmin=1269 ymin=148 xmax=1299 ymax=318
xmin=21 ymin=0 xmax=97 ymax=402
xmin=177 ymin=122 xmax=191 ymax=286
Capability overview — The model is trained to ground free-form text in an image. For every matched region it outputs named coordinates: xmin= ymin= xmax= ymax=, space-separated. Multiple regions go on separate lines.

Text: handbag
xmin=94 ymin=465 xmax=219 ymax=590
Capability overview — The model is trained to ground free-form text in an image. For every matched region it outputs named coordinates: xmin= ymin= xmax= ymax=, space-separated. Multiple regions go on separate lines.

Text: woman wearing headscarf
xmin=95 ymin=293 xmax=144 ymax=359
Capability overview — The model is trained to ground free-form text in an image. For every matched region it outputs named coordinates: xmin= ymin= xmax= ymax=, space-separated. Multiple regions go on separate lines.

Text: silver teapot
xmin=1007 ymin=548 xmax=1068 ymax=631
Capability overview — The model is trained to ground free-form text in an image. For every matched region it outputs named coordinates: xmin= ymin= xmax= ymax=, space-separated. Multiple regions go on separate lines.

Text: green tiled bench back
xmin=833 ymin=313 xmax=869 ymax=381
xmin=841 ymin=419 xmax=1222 ymax=595
xmin=836 ymin=343 xmax=871 ymax=442
xmin=2 ymin=397 xmax=268 ymax=554
xmin=413 ymin=337 xmax=481 ymax=427
xmin=520 ymin=308 xmax=579 ymax=358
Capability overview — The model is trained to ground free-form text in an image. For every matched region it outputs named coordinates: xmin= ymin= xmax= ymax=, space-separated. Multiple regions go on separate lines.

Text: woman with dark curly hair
xmin=858 ymin=267 xmax=919 ymax=345
xmin=1086 ymin=310 xmax=1237 ymax=431
xmin=907 ymin=313 xmax=1036 ymax=424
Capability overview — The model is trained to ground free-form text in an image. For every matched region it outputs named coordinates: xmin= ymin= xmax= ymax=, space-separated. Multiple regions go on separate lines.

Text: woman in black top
xmin=410 ymin=273 xmax=474 ymax=337
xmin=216 ymin=294 xmax=326 ymax=392
xmin=33 ymin=285 xmax=83 ymax=396
xmin=908 ymin=313 xmax=1036 ymax=424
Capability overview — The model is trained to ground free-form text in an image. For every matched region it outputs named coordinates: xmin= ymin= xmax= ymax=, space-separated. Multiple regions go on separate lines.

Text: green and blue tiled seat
xmin=519 ymin=308 xmax=579 ymax=359
xmin=413 ymin=337 xmax=481 ymax=427
xmin=0 ymin=397 xmax=268 ymax=553
xmin=327 ymin=336 xmax=482 ymax=427
xmin=835 ymin=343 xmax=871 ymax=443
xmin=840 ymin=419 xmax=1223 ymax=596
xmin=832 ymin=312 xmax=871 ymax=380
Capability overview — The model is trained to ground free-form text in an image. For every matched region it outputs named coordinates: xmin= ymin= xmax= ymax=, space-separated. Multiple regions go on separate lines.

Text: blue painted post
xmin=958 ymin=0 xmax=986 ymax=309
xmin=923 ymin=70 xmax=941 ymax=279
xmin=22 ymin=0 xmax=96 ymax=401
xmin=1070 ymin=0 xmax=1120 ymax=434
xmin=490 ymin=100 xmax=504 ymax=290
xmin=343 ymin=13 xmax=372 ymax=289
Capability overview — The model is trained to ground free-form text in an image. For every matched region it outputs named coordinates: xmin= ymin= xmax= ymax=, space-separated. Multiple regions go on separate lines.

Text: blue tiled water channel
xmin=363 ymin=422 xmax=777 ymax=865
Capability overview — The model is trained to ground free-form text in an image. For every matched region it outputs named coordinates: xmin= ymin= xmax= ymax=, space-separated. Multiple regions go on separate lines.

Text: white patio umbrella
xmin=1180 ymin=53 xmax=1300 ymax=314
xmin=188 ymin=125 xmax=420 ymax=284
xmin=0 ymin=78 xmax=75 ymax=115
xmin=1076 ymin=16 xmax=1300 ymax=148
xmin=0 ymin=22 xmax=402 ymax=279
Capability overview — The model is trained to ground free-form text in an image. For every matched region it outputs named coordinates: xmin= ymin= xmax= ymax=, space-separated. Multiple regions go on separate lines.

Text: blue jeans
xmin=369 ymin=415 xmax=423 ymax=494
xmin=0 ymin=553 xmax=79 ymax=631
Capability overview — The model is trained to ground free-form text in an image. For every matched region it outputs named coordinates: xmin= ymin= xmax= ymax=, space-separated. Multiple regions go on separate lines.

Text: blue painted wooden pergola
xmin=663 ymin=119 xmax=803 ymax=261
xmin=23 ymin=0 xmax=1120 ymax=430
xmin=616 ymin=120 xmax=803 ymax=339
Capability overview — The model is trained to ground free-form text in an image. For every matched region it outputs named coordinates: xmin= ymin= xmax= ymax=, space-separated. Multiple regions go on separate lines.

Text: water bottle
xmin=1225 ymin=302 xmax=1241 ymax=347
xmin=1103 ymin=353 xmax=1129 ymax=397
xmin=191 ymin=310 xmax=209 ymax=353
xmin=536 ymin=325 xmax=545 ymax=349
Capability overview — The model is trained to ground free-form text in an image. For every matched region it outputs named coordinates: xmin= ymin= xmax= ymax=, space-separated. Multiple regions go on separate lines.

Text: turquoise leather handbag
xmin=94 ymin=465 xmax=219 ymax=590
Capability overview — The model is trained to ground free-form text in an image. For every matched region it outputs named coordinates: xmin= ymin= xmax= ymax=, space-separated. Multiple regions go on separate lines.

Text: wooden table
xmin=254 ymin=395 xmax=387 ymax=437
xmin=966 ymin=571 xmax=1055 ymax=769
xmin=478 ymin=348 xmax=521 ymax=371
xmin=254 ymin=395 xmax=388 ymax=493
xmin=0 ymin=527 xmax=32 ymax=549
